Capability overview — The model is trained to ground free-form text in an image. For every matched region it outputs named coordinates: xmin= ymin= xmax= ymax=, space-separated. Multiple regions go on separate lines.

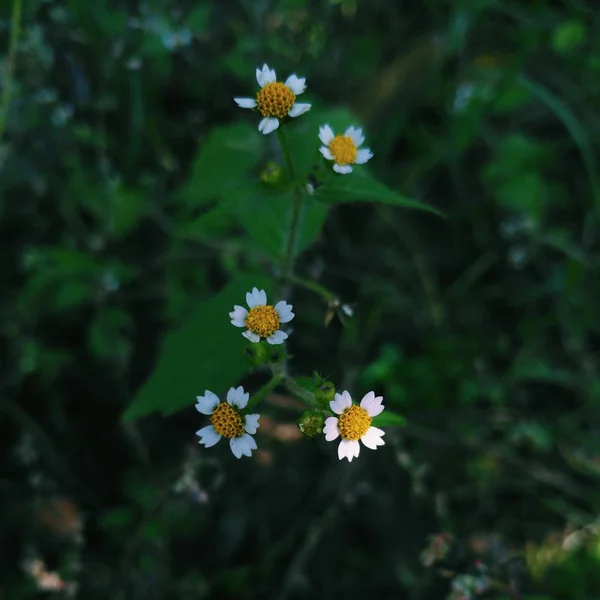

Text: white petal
xmin=229 ymin=305 xmax=248 ymax=327
xmin=195 ymin=390 xmax=220 ymax=415
xmin=244 ymin=414 xmax=260 ymax=434
xmin=227 ymin=386 xmax=249 ymax=409
xmin=288 ymin=102 xmax=311 ymax=117
xmin=246 ymin=287 xmax=263 ymax=308
xmin=229 ymin=435 xmax=247 ymax=458
xmin=355 ymin=148 xmax=373 ymax=164
xmin=360 ymin=391 xmax=384 ymax=417
xmin=230 ymin=433 xmax=256 ymax=458
xmin=333 ymin=164 xmax=353 ymax=174
xmin=330 ymin=391 xmax=352 ymax=415
xmin=361 ymin=426 xmax=386 ymax=450
xmin=242 ymin=330 xmax=261 ymax=343
xmin=285 ymin=74 xmax=306 ymax=94
xmin=319 ymin=146 xmax=334 ymax=160
xmin=323 ymin=417 xmax=340 ymax=441
xmin=245 ymin=433 xmax=258 ymax=450
xmin=257 ymin=64 xmax=276 ymax=87
xmin=254 ymin=288 xmax=267 ymax=306
xmin=196 ymin=425 xmax=221 ymax=448
xmin=274 ymin=301 xmax=295 ymax=323
xmin=264 ymin=66 xmax=276 ymax=85
xmin=267 ymin=330 xmax=288 ymax=345
xmin=366 ymin=403 xmax=384 ymax=417
xmin=234 ymin=97 xmax=257 ymax=109
xmin=318 ymin=124 xmax=334 ymax=146
xmin=337 ymin=439 xmax=349 ymax=460
xmin=338 ymin=439 xmax=360 ymax=462
xmin=258 ymin=117 xmax=279 ymax=134
xmin=345 ymin=126 xmax=365 ymax=147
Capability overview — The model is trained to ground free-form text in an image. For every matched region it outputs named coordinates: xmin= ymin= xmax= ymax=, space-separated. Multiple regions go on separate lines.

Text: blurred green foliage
xmin=2 ymin=0 xmax=600 ymax=598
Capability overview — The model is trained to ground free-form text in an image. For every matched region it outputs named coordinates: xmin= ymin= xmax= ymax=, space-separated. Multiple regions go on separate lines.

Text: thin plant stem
xmin=277 ymin=127 xmax=304 ymax=277
xmin=247 ymin=373 xmax=283 ymax=410
xmin=285 ymin=273 xmax=337 ymax=302
xmin=0 ymin=0 xmax=23 ymax=144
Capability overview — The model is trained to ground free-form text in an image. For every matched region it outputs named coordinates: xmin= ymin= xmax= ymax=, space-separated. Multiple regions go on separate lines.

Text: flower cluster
xmin=194 ymin=286 xmax=387 ymax=461
xmin=194 ymin=63 xmax=388 ymax=460
xmin=234 ymin=63 xmax=373 ymax=174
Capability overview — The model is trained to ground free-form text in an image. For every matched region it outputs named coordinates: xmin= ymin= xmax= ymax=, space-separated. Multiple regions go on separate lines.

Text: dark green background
xmin=2 ymin=0 xmax=600 ymax=598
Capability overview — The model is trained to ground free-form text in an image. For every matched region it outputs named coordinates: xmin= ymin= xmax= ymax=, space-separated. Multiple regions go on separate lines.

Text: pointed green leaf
xmin=314 ymin=171 xmax=444 ymax=216
xmin=233 ymin=187 xmax=328 ymax=260
xmin=123 ymin=274 xmax=272 ymax=421
xmin=372 ymin=411 xmax=407 ymax=428
xmin=179 ymin=123 xmax=264 ymax=206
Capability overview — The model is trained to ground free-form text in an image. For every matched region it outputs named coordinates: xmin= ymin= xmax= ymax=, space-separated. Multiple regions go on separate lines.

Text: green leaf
xmin=123 ymin=274 xmax=272 ymax=421
xmin=232 ymin=186 xmax=328 ymax=260
xmin=518 ymin=75 xmax=599 ymax=208
xmin=314 ymin=171 xmax=444 ymax=216
xmin=88 ymin=308 xmax=133 ymax=361
xmin=372 ymin=411 xmax=407 ymax=427
xmin=180 ymin=205 xmax=234 ymax=240
xmin=179 ymin=123 xmax=265 ymax=207
xmin=494 ymin=171 xmax=544 ymax=222
xmin=110 ymin=186 xmax=144 ymax=237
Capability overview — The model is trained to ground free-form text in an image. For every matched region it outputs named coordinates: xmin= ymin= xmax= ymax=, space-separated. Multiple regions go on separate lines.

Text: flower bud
xmin=260 ymin=161 xmax=284 ymax=185
xmin=315 ymin=381 xmax=336 ymax=407
xmin=298 ymin=410 xmax=325 ymax=438
xmin=244 ymin=343 xmax=269 ymax=367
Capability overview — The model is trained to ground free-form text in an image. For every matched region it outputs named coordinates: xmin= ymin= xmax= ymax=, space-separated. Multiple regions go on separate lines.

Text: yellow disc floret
xmin=245 ymin=305 xmax=280 ymax=338
xmin=328 ymin=135 xmax=357 ymax=165
xmin=256 ymin=82 xmax=296 ymax=119
xmin=210 ymin=402 xmax=245 ymax=438
xmin=338 ymin=405 xmax=372 ymax=441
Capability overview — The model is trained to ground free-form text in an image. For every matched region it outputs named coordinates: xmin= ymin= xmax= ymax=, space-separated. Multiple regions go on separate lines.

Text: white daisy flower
xmin=318 ymin=124 xmax=374 ymax=174
xmin=234 ymin=63 xmax=311 ymax=135
xmin=229 ymin=287 xmax=294 ymax=345
xmin=323 ymin=390 xmax=385 ymax=462
xmin=195 ymin=386 xmax=260 ymax=459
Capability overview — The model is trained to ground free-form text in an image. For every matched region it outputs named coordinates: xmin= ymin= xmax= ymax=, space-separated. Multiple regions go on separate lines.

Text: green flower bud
xmin=244 ymin=343 xmax=269 ymax=367
xmin=260 ymin=161 xmax=284 ymax=185
xmin=314 ymin=381 xmax=336 ymax=407
xmin=298 ymin=410 xmax=325 ymax=438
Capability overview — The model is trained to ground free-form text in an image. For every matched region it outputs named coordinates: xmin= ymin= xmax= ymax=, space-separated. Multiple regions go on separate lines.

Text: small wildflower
xmin=234 ymin=63 xmax=311 ymax=135
xmin=195 ymin=387 xmax=260 ymax=459
xmin=323 ymin=391 xmax=385 ymax=461
xmin=318 ymin=124 xmax=373 ymax=174
xmin=230 ymin=287 xmax=294 ymax=345
xmin=421 ymin=532 xmax=454 ymax=567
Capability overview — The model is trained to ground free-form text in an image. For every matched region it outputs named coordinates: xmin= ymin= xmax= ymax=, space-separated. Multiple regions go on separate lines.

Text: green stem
xmin=277 ymin=127 xmax=304 ymax=277
xmin=0 ymin=0 xmax=23 ymax=144
xmin=277 ymin=127 xmax=296 ymax=181
xmin=282 ymin=374 xmax=316 ymax=405
xmin=285 ymin=274 xmax=337 ymax=302
xmin=247 ymin=374 xmax=283 ymax=410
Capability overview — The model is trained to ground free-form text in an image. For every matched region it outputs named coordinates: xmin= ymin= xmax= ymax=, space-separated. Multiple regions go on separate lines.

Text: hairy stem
xmin=247 ymin=373 xmax=283 ymax=410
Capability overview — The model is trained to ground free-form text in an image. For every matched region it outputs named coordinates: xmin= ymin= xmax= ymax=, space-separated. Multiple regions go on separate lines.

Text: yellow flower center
xmin=256 ymin=82 xmax=296 ymax=119
xmin=338 ymin=405 xmax=371 ymax=441
xmin=245 ymin=305 xmax=280 ymax=338
xmin=328 ymin=135 xmax=357 ymax=165
xmin=210 ymin=402 xmax=245 ymax=438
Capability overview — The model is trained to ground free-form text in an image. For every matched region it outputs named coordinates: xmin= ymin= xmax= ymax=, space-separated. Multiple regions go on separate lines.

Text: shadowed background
xmin=2 ymin=0 xmax=600 ymax=598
